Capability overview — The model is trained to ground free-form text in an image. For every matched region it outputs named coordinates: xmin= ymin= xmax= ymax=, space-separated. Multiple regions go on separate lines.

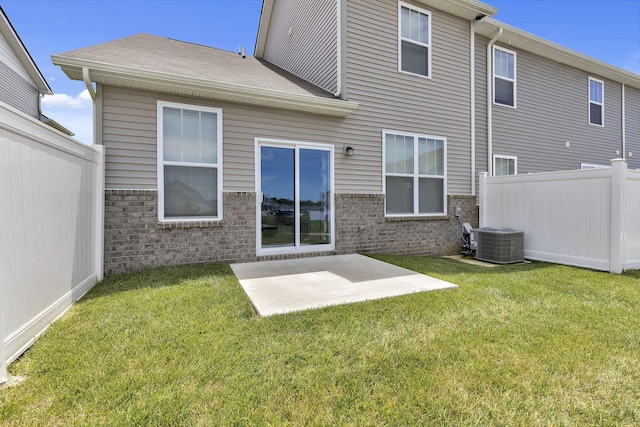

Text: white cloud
xmin=41 ymin=89 xmax=92 ymax=109
xmin=41 ymin=89 xmax=93 ymax=145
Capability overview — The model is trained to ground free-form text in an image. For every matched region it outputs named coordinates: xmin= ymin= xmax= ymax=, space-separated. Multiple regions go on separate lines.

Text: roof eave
xmin=414 ymin=0 xmax=497 ymax=20
xmin=254 ymin=0 xmax=274 ymax=58
xmin=51 ymin=55 xmax=358 ymax=117
xmin=475 ymin=17 xmax=640 ymax=89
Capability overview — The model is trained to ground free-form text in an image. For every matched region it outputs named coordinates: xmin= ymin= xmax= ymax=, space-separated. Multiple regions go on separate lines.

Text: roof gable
xmin=0 ymin=6 xmax=51 ymax=95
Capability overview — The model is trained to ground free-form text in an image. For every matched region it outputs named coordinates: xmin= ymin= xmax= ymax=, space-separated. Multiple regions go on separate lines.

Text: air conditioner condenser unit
xmin=473 ymin=227 xmax=524 ymax=264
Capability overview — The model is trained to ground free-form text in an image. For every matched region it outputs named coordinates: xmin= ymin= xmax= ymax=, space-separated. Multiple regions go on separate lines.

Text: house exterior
xmin=50 ymin=0 xmax=640 ymax=275
xmin=0 ymin=6 xmax=52 ymax=117
xmin=0 ymin=6 xmax=74 ymax=136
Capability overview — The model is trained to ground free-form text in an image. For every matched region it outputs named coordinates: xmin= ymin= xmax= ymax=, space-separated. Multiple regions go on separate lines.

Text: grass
xmin=2 ymin=256 xmax=640 ymax=426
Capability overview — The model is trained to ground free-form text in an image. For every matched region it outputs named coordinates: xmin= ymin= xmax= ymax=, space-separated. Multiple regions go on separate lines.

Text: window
xmin=157 ymin=101 xmax=222 ymax=221
xmin=399 ymin=2 xmax=431 ymax=77
xmin=493 ymin=46 xmax=516 ymax=107
xmin=493 ymin=155 xmax=517 ymax=176
xmin=589 ymin=77 xmax=604 ymax=126
xmin=383 ymin=130 xmax=446 ymax=215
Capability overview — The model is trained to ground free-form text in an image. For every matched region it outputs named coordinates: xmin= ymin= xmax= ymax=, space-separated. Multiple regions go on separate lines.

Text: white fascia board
xmin=51 ymin=56 xmax=358 ymax=117
xmin=476 ymin=17 xmax=640 ymax=89
xmin=254 ymin=0 xmax=274 ymax=58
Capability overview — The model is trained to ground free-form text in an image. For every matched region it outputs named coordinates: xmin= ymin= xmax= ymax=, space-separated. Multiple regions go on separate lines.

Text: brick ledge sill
xmin=385 ymin=215 xmax=450 ymax=222
xmin=157 ymin=221 xmax=223 ymax=229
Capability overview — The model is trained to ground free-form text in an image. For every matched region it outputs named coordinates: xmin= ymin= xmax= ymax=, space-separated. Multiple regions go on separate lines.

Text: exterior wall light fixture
xmin=344 ymin=146 xmax=354 ymax=157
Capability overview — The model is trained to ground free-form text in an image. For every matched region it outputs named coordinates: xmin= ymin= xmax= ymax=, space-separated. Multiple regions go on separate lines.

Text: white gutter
xmin=622 ymin=83 xmax=626 ymax=158
xmin=82 ymin=67 xmax=96 ymax=101
xmin=486 ymin=26 xmax=502 ymax=176
xmin=470 ymin=21 xmax=476 ymax=195
xmin=334 ymin=0 xmax=342 ymax=98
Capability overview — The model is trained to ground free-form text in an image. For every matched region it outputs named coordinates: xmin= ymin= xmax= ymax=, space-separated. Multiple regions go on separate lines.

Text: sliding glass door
xmin=257 ymin=140 xmax=333 ymax=255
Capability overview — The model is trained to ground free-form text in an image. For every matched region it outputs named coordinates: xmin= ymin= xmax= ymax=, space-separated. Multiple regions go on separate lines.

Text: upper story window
xmin=399 ymin=2 xmax=431 ymax=78
xmin=493 ymin=155 xmax=517 ymax=176
xmin=157 ymin=101 xmax=223 ymax=222
xmin=493 ymin=46 xmax=516 ymax=107
xmin=383 ymin=130 xmax=446 ymax=216
xmin=589 ymin=77 xmax=604 ymax=126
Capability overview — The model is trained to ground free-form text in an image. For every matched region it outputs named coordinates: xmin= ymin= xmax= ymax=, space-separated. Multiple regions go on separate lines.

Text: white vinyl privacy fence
xmin=479 ymin=159 xmax=640 ymax=274
xmin=0 ymin=101 xmax=104 ymax=382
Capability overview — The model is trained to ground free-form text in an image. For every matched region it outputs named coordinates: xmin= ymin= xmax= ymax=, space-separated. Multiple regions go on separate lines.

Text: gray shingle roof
xmin=55 ymin=33 xmax=333 ymax=99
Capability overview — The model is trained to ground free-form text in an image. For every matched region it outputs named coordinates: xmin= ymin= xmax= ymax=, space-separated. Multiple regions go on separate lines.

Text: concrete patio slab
xmin=230 ymin=254 xmax=457 ymax=316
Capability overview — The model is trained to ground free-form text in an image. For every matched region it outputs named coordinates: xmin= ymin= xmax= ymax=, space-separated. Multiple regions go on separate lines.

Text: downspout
xmin=82 ymin=67 xmax=96 ymax=101
xmin=82 ymin=66 xmax=102 ymax=276
xmin=622 ymin=83 xmax=626 ymax=158
xmin=486 ymin=27 xmax=502 ymax=176
xmin=333 ymin=0 xmax=342 ymax=98
xmin=470 ymin=21 xmax=476 ymax=195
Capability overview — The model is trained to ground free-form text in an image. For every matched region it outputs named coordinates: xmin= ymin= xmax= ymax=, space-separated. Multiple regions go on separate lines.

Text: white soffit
xmin=416 ymin=0 xmax=497 ymax=20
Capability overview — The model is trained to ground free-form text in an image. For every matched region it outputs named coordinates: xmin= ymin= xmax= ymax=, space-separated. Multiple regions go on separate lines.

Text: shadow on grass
xmin=365 ymin=253 xmax=558 ymax=277
xmin=81 ymin=262 xmax=237 ymax=302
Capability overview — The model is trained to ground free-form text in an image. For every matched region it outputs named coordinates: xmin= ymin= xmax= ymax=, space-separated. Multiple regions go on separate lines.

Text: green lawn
xmin=2 ymin=256 xmax=640 ymax=426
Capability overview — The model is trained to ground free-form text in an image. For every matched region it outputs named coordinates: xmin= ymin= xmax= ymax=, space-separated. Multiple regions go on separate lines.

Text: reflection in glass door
xmin=258 ymin=142 xmax=333 ymax=254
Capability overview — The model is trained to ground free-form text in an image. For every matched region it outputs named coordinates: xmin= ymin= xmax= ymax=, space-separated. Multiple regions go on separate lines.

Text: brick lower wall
xmin=334 ymin=194 xmax=478 ymax=256
xmin=104 ymin=191 xmax=478 ymax=274
xmin=104 ymin=190 xmax=256 ymax=274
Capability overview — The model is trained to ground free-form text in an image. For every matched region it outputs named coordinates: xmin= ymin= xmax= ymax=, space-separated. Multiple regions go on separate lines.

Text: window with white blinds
xmin=494 ymin=46 xmax=516 ymax=107
xmin=493 ymin=155 xmax=517 ymax=176
xmin=157 ymin=101 xmax=222 ymax=221
xmin=589 ymin=77 xmax=604 ymax=126
xmin=399 ymin=2 xmax=431 ymax=77
xmin=384 ymin=130 xmax=446 ymax=215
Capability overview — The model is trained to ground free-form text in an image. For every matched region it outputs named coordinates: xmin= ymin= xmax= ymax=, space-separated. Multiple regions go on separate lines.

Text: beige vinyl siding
xmin=102 ymin=86 xmax=366 ymax=192
xmin=345 ymin=0 xmax=472 ymax=195
xmin=626 ymin=86 xmax=640 ymax=170
xmin=476 ymin=37 xmax=623 ymax=174
xmin=102 ymin=0 xmax=476 ymax=196
xmin=0 ymin=61 xmax=39 ymax=118
xmin=262 ymin=0 xmax=338 ymax=94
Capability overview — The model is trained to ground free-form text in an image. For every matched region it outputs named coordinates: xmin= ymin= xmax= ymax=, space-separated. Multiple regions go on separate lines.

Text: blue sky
xmin=2 ymin=0 xmax=639 ymax=144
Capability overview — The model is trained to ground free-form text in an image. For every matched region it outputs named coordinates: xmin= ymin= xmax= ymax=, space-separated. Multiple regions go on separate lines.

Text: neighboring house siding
xmin=262 ymin=0 xmax=338 ymax=94
xmin=476 ymin=37 xmax=624 ymax=174
xmin=0 ymin=30 xmax=32 ymax=83
xmin=345 ymin=0 xmax=472 ymax=195
xmin=0 ymin=60 xmax=39 ymax=118
xmin=626 ymin=86 xmax=640 ymax=170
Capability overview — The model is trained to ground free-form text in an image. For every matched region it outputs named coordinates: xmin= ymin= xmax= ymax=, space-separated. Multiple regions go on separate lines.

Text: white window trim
xmin=254 ymin=137 xmax=335 ymax=256
xmin=493 ymin=45 xmax=517 ymax=109
xmin=157 ymin=100 xmax=223 ymax=222
xmin=492 ymin=154 xmax=517 ymax=176
xmin=588 ymin=77 xmax=604 ymax=127
xmin=382 ymin=129 xmax=447 ymax=217
xmin=398 ymin=1 xmax=432 ymax=79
